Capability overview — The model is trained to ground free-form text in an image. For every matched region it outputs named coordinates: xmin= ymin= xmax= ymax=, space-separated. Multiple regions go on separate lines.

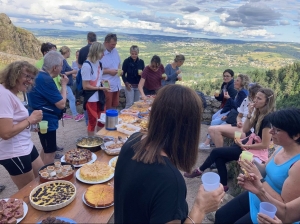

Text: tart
xmin=80 ymin=161 xmax=114 ymax=181
xmin=84 ymin=185 xmax=113 ymax=207
xmin=30 ymin=182 xmax=75 ymax=207
xmin=64 ymin=148 xmax=92 ymax=165
xmin=118 ymin=114 xmax=137 ymax=123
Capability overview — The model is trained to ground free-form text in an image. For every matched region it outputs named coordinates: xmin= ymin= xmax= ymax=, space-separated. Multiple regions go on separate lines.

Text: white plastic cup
xmin=259 ymin=202 xmax=277 ymax=218
xmin=201 ymin=172 xmax=220 ymax=192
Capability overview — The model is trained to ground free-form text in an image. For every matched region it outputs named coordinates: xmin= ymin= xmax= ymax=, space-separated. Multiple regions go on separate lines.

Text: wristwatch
xmin=260 ymin=178 xmax=266 ymax=183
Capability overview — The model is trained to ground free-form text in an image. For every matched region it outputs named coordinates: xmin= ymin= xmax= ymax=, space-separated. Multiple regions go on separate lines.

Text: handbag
xmin=225 ymin=109 xmax=238 ymax=124
xmin=240 ymin=133 xmax=268 ymax=162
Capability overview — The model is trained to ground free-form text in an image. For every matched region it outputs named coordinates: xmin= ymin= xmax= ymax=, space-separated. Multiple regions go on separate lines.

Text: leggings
xmin=199 ymin=144 xmax=242 ymax=186
xmin=215 ymin=191 xmax=253 ymax=224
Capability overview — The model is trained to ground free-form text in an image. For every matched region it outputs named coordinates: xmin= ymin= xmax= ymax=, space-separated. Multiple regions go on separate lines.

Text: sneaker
xmin=223 ymin=186 xmax=229 ymax=192
xmin=56 ymin=146 xmax=64 ymax=152
xmin=62 ymin=114 xmax=73 ymax=120
xmin=184 ymin=168 xmax=203 ymax=178
xmin=199 ymin=143 xmax=211 ymax=150
xmin=74 ymin=114 xmax=85 ymax=122
xmin=55 ymin=153 xmax=63 ymax=159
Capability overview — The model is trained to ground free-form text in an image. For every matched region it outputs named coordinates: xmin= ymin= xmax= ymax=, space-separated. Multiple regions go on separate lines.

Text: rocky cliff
xmin=0 ymin=13 xmax=42 ymax=60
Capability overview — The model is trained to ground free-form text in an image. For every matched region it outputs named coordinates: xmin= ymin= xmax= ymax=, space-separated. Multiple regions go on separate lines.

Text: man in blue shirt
xmin=28 ymin=51 xmax=68 ymax=165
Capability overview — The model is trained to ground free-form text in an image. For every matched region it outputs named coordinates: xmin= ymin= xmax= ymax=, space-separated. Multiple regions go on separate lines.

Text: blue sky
xmin=1 ymin=0 xmax=300 ymax=42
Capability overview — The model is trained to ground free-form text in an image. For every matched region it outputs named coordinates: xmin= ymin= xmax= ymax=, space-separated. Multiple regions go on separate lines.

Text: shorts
xmin=104 ymin=91 xmax=120 ymax=109
xmin=86 ymin=101 xmax=105 ymax=132
xmin=0 ymin=146 xmax=39 ymax=176
xmin=38 ymin=130 xmax=57 ymax=153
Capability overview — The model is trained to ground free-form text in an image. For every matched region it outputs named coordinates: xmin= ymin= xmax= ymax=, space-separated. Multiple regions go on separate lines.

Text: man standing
xmin=78 ymin=32 xmax=97 ymax=125
xmin=28 ymin=51 xmax=68 ymax=165
xmin=101 ymin=33 xmax=121 ymax=109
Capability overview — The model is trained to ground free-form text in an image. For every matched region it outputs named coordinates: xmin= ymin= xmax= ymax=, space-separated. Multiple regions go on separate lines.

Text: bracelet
xmin=187 ymin=215 xmax=195 ymax=224
xmin=26 ymin=118 xmax=31 ymax=129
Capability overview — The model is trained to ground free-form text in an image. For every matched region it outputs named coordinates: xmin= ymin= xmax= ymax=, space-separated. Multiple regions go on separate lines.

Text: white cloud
xmin=237 ymin=29 xmax=275 ymax=39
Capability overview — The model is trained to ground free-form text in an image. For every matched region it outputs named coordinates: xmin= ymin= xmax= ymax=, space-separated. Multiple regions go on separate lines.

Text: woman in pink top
xmin=0 ymin=61 xmax=44 ymax=189
xmin=138 ymin=55 xmax=165 ymax=100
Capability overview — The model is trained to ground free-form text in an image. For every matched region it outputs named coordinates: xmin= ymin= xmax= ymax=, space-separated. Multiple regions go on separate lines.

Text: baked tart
xmin=84 ymin=185 xmax=113 ymax=207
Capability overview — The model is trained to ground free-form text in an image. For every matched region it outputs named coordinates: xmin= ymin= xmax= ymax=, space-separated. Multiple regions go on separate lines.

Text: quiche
xmin=84 ymin=185 xmax=114 ymax=207
xmin=64 ymin=148 xmax=92 ymax=165
xmin=118 ymin=114 xmax=137 ymax=123
xmin=31 ymin=182 xmax=75 ymax=206
xmin=80 ymin=161 xmax=114 ymax=181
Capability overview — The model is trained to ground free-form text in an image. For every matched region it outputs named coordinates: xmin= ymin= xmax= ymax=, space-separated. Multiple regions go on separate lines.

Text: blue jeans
xmin=84 ymin=110 xmax=88 ymax=126
xmin=67 ymin=85 xmax=78 ymax=117
xmin=124 ymin=86 xmax=140 ymax=109
xmin=207 ymin=109 xmax=229 ymax=139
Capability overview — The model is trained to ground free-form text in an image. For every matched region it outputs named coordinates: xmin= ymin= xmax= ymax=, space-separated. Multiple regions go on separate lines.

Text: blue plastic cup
xmin=259 ymin=202 xmax=277 ymax=218
xmin=201 ymin=172 xmax=220 ymax=192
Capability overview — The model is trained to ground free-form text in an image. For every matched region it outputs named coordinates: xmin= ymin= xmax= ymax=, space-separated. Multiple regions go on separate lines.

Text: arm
xmin=227 ymin=84 xmax=237 ymax=99
xmin=55 ymin=80 xmax=67 ymax=109
xmin=138 ymin=78 xmax=146 ymax=100
xmin=244 ymin=128 xmax=272 ymax=150
xmin=165 ymin=64 xmax=177 ymax=81
xmin=121 ymin=59 xmax=128 ymax=84
xmin=82 ymin=80 xmax=109 ymax=91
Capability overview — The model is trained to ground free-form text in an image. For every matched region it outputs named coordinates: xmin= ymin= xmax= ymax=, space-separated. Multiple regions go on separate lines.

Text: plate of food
xmin=108 ymin=156 xmax=118 ymax=168
xmin=75 ymin=161 xmax=114 ymax=184
xmin=118 ymin=114 xmax=137 ymax=124
xmin=116 ymin=123 xmax=141 ymax=135
xmin=61 ymin=148 xmax=97 ymax=168
xmin=38 ymin=162 xmax=75 ymax=183
xmin=29 ymin=180 xmax=76 ymax=211
xmin=120 ymin=109 xmax=139 ymax=116
xmin=0 ymin=198 xmax=28 ymax=224
xmin=82 ymin=184 xmax=114 ymax=209
xmin=37 ymin=216 xmax=76 ymax=224
xmin=103 ymin=141 xmax=123 ymax=156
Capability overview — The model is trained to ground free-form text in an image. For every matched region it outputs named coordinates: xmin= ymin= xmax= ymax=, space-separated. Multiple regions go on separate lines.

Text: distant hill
xmin=0 ymin=13 xmax=42 ymax=60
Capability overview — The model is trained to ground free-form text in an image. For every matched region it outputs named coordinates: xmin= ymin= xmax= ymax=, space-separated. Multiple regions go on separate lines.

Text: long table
xmin=11 ymin=150 xmax=115 ymax=223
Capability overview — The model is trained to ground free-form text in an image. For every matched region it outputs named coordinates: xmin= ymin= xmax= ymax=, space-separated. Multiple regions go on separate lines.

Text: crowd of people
xmin=0 ymin=31 xmax=299 ymax=224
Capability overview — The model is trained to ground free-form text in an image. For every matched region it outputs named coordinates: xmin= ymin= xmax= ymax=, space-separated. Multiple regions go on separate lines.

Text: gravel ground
xmin=0 ymin=108 xmax=225 ymax=223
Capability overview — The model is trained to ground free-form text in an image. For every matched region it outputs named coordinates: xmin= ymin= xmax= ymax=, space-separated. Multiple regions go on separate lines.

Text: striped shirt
xmin=142 ymin=64 xmax=165 ymax=91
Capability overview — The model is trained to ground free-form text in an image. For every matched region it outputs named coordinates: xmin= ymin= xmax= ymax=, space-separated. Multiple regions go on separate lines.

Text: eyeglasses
xmin=270 ymin=124 xmax=280 ymax=134
xmin=223 ymin=75 xmax=231 ymax=78
xmin=22 ymin=73 xmax=35 ymax=82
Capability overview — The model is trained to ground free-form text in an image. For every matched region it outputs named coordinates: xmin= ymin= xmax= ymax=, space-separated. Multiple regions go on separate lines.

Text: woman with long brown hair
xmin=114 ymin=84 xmax=225 ymax=223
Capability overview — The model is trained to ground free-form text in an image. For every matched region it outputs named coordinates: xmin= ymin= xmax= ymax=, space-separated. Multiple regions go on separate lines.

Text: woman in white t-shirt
xmin=81 ymin=42 xmax=110 ymax=136
xmin=0 ymin=61 xmax=44 ymax=189
xmin=208 ymin=83 xmax=262 ymax=148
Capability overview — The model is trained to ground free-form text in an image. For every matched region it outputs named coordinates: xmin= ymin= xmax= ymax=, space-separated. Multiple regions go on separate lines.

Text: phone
xmin=103 ymin=81 xmax=110 ymax=88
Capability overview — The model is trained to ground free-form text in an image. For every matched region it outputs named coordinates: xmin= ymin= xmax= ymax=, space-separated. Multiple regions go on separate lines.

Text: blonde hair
xmin=0 ymin=61 xmax=38 ymax=90
xmin=87 ymin=42 xmax=106 ymax=63
xmin=250 ymin=88 xmax=275 ymax=134
xmin=237 ymin=73 xmax=250 ymax=90
xmin=59 ymin=46 xmax=70 ymax=55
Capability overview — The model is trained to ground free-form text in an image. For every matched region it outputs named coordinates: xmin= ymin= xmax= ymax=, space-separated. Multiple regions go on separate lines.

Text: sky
xmin=1 ymin=0 xmax=300 ymax=42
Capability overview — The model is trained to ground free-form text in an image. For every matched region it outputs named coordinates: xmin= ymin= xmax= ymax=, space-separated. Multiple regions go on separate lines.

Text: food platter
xmin=82 ymin=192 xmax=114 ymax=209
xmin=61 ymin=153 xmax=97 ymax=168
xmin=108 ymin=156 xmax=118 ymax=168
xmin=1 ymin=198 xmax=28 ymax=224
xmin=29 ymin=180 xmax=76 ymax=211
xmin=75 ymin=168 xmax=114 ymax=184
xmin=37 ymin=217 xmax=77 ymax=224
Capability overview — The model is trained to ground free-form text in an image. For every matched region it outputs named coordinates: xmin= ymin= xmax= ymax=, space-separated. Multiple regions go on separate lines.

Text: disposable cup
xmin=215 ymin=90 xmax=220 ymax=97
xmin=39 ymin=121 xmax=48 ymax=134
xmin=241 ymin=151 xmax=253 ymax=162
xmin=259 ymin=202 xmax=277 ymax=218
xmin=235 ymin=131 xmax=242 ymax=140
xmin=138 ymin=69 xmax=143 ymax=76
xmin=118 ymin=69 xmax=123 ymax=76
xmin=201 ymin=172 xmax=220 ymax=192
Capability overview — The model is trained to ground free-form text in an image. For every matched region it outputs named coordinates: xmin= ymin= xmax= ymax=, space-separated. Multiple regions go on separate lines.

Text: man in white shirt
xmin=100 ymin=33 xmax=121 ymax=109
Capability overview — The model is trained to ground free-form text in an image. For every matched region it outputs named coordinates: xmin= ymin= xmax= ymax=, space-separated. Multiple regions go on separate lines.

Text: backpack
xmin=196 ymin=90 xmax=207 ymax=108
xmin=76 ymin=61 xmax=102 ymax=91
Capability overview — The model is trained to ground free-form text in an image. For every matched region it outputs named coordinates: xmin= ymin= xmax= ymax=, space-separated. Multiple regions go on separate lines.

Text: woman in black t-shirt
xmin=184 ymin=88 xmax=276 ymax=192
xmin=114 ymin=85 xmax=225 ymax=224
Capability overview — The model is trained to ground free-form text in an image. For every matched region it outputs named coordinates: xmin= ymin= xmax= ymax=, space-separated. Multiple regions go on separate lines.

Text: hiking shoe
xmin=55 ymin=153 xmax=63 ymax=159
xmin=56 ymin=146 xmax=64 ymax=152
xmin=74 ymin=114 xmax=84 ymax=122
xmin=184 ymin=169 xmax=203 ymax=178
xmin=199 ymin=143 xmax=211 ymax=150
xmin=62 ymin=114 xmax=73 ymax=119
xmin=224 ymin=186 xmax=229 ymax=192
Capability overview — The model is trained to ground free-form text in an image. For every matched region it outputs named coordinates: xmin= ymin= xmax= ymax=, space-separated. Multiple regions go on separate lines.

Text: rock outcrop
xmin=0 ymin=13 xmax=42 ymax=60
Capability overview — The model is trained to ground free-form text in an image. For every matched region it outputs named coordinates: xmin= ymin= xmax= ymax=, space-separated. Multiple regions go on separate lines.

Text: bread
xmin=84 ymin=185 xmax=113 ymax=207
xmin=80 ymin=161 xmax=114 ymax=181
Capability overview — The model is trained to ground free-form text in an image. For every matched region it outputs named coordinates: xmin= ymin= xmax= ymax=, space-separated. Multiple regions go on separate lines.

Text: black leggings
xmin=215 ymin=191 xmax=253 ymax=224
xmin=199 ymin=144 xmax=242 ymax=186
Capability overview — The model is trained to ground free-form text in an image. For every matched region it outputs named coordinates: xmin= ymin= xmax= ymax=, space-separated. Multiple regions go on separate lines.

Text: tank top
xmin=249 ymin=146 xmax=300 ymax=223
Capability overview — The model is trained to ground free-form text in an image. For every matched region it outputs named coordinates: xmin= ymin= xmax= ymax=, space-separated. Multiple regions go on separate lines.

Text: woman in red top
xmin=138 ymin=55 xmax=165 ymax=100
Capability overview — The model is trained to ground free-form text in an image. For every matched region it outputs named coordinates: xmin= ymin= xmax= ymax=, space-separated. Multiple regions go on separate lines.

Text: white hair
xmin=43 ymin=51 xmax=64 ymax=71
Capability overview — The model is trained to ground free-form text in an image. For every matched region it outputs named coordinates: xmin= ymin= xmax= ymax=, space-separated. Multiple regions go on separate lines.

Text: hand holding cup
xmin=28 ymin=110 xmax=43 ymax=124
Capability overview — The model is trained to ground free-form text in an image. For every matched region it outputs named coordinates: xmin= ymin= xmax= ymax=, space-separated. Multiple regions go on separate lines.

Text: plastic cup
xmin=201 ymin=172 xmax=220 ymax=192
xmin=241 ymin=151 xmax=253 ymax=162
xmin=235 ymin=131 xmax=242 ymax=140
xmin=39 ymin=121 xmax=48 ymax=134
xmin=215 ymin=90 xmax=220 ymax=97
xmin=259 ymin=202 xmax=277 ymax=218
xmin=118 ymin=69 xmax=123 ymax=76
xmin=138 ymin=69 xmax=143 ymax=76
